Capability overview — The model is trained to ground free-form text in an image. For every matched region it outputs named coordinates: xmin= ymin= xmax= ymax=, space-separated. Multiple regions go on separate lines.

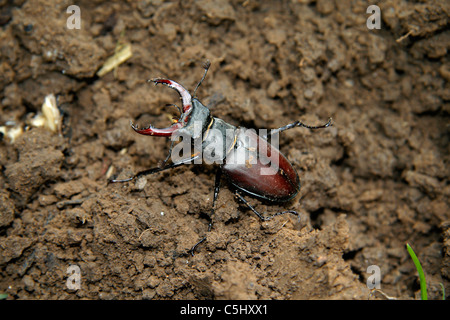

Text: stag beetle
xmin=110 ymin=61 xmax=332 ymax=254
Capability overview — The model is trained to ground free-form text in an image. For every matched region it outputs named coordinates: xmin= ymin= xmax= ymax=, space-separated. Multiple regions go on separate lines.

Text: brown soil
xmin=0 ymin=0 xmax=449 ymax=300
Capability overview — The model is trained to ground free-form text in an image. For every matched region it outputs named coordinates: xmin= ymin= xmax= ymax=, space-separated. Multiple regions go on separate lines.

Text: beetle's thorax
xmin=202 ymin=117 xmax=237 ymax=162
xmin=175 ymin=98 xmax=237 ymax=162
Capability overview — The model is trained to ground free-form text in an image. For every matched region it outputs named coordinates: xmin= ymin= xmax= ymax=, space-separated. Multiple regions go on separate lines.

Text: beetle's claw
xmin=130 ymin=121 xmax=152 ymax=131
xmin=150 ymin=78 xmax=171 ymax=86
xmin=130 ymin=120 xmax=139 ymax=130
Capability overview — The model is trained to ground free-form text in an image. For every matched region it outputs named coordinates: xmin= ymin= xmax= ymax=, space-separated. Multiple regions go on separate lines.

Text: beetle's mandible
xmin=110 ymin=61 xmax=332 ymax=255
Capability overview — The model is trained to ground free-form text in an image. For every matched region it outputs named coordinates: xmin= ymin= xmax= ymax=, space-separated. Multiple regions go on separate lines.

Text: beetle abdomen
xmin=223 ymin=128 xmax=300 ymax=202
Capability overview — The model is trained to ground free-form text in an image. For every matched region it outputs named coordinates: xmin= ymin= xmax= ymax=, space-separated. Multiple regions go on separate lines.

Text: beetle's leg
xmin=108 ymin=154 xmax=200 ymax=183
xmin=264 ymin=117 xmax=332 ymax=139
xmin=189 ymin=166 xmax=223 ymax=256
xmin=234 ymin=191 xmax=299 ymax=221
xmin=211 ymin=166 xmax=223 ymax=216
xmin=159 ymin=139 xmax=175 ymax=168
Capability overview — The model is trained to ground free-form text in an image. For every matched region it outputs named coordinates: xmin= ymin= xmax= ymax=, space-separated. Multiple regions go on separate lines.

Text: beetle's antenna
xmin=193 ymin=60 xmax=211 ymax=98
xmin=165 ymin=103 xmax=182 ymax=115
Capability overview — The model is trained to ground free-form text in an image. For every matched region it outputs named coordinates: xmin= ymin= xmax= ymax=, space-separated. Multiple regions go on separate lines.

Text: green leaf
xmin=406 ymin=243 xmax=427 ymax=300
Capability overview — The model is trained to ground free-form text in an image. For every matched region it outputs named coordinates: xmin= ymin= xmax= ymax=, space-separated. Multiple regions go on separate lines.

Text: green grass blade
xmin=406 ymin=243 xmax=427 ymax=300
xmin=439 ymin=283 xmax=445 ymax=300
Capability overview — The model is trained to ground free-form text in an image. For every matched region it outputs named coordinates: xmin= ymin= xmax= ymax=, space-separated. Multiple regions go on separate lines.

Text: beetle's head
xmin=131 ymin=61 xmax=212 ymax=138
